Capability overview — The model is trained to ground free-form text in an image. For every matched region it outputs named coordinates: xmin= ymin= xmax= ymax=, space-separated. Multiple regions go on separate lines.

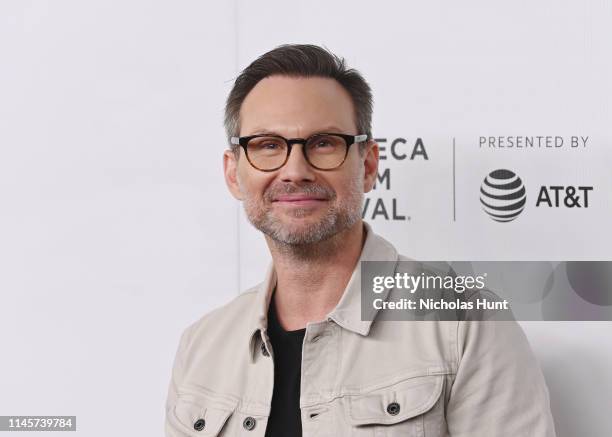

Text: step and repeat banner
xmin=235 ymin=2 xmax=612 ymax=436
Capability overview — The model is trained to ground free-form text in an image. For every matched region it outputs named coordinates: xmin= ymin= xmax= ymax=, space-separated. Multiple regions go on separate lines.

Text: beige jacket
xmin=165 ymin=222 xmax=556 ymax=436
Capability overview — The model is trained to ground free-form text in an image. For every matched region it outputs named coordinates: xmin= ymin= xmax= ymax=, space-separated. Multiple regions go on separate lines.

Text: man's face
xmin=224 ymin=75 xmax=378 ymax=245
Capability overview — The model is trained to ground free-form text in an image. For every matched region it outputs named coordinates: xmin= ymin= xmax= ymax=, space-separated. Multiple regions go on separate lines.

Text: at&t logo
xmin=480 ymin=169 xmax=527 ymax=222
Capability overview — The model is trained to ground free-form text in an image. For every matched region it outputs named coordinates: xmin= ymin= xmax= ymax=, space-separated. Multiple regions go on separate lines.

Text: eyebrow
xmin=249 ymin=126 xmax=347 ymax=137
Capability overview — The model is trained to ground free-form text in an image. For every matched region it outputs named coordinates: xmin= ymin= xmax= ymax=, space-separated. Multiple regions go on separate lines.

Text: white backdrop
xmin=1 ymin=1 xmax=610 ymax=436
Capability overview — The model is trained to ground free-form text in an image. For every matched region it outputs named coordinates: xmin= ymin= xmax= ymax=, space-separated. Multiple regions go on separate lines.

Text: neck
xmin=264 ymin=220 xmax=366 ymax=331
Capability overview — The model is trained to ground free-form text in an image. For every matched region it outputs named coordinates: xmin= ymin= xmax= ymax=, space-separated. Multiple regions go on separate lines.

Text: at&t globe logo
xmin=480 ymin=169 xmax=527 ymax=222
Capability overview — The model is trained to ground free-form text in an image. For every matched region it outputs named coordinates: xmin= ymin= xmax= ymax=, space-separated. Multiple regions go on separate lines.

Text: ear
xmin=362 ymin=140 xmax=379 ymax=193
xmin=223 ymin=148 xmax=243 ymax=200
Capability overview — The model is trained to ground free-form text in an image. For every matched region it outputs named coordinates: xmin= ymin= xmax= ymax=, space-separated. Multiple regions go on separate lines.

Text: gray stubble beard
xmin=241 ymin=176 xmax=364 ymax=255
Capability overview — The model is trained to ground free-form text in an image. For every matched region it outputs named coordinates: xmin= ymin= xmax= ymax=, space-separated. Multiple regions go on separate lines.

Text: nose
xmin=278 ymin=143 xmax=316 ymax=183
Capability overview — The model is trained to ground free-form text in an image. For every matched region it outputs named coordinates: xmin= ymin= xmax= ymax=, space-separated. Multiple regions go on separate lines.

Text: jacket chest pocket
xmin=167 ymin=385 xmax=270 ymax=437
xmin=342 ymin=374 xmax=446 ymax=437
xmin=167 ymin=387 xmax=236 ymax=437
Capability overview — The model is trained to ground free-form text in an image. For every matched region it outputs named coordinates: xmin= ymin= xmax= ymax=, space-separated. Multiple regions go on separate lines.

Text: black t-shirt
xmin=264 ymin=291 xmax=306 ymax=437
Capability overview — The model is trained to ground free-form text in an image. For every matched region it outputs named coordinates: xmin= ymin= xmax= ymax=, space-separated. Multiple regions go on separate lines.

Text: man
xmin=165 ymin=44 xmax=556 ymax=436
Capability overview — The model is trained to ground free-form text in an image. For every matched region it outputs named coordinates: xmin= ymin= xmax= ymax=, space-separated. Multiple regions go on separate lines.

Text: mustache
xmin=264 ymin=183 xmax=336 ymax=202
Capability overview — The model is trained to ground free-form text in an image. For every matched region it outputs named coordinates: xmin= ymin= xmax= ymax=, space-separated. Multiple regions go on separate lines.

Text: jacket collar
xmin=247 ymin=221 xmax=401 ymax=362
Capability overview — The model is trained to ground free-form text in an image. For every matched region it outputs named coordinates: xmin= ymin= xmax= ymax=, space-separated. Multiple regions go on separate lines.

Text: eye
xmin=314 ymin=139 xmax=333 ymax=148
xmin=261 ymin=142 xmax=280 ymax=149
xmin=248 ymin=136 xmax=286 ymax=152
xmin=307 ymin=135 xmax=342 ymax=153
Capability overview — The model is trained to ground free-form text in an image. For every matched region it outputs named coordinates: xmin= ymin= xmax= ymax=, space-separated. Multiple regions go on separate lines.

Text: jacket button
xmin=243 ymin=416 xmax=256 ymax=430
xmin=386 ymin=402 xmax=400 ymax=415
xmin=261 ymin=342 xmax=270 ymax=357
xmin=193 ymin=418 xmax=206 ymax=431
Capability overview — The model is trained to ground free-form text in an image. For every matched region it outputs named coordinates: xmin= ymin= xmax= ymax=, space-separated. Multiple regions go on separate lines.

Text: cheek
xmin=335 ymin=161 xmax=365 ymax=192
xmin=236 ymin=165 xmax=274 ymax=199
xmin=328 ymin=174 xmax=363 ymax=201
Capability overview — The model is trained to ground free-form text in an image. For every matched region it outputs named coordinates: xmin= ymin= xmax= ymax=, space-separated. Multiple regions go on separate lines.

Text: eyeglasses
xmin=230 ymin=133 xmax=368 ymax=172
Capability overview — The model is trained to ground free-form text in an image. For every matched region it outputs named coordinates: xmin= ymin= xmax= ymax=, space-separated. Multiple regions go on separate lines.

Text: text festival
xmin=362 ymin=137 xmax=427 ymax=221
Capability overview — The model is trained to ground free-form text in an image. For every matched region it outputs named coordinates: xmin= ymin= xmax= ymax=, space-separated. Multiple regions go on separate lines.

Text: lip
xmin=274 ymin=195 xmax=328 ymax=202
xmin=272 ymin=195 xmax=328 ymax=207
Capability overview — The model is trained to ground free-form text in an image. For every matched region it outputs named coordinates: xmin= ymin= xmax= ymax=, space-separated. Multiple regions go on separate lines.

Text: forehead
xmin=239 ymin=75 xmax=357 ymax=136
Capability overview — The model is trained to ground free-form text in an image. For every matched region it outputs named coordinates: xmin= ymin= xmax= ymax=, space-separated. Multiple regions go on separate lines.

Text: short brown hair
xmin=224 ymin=44 xmax=373 ymax=153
